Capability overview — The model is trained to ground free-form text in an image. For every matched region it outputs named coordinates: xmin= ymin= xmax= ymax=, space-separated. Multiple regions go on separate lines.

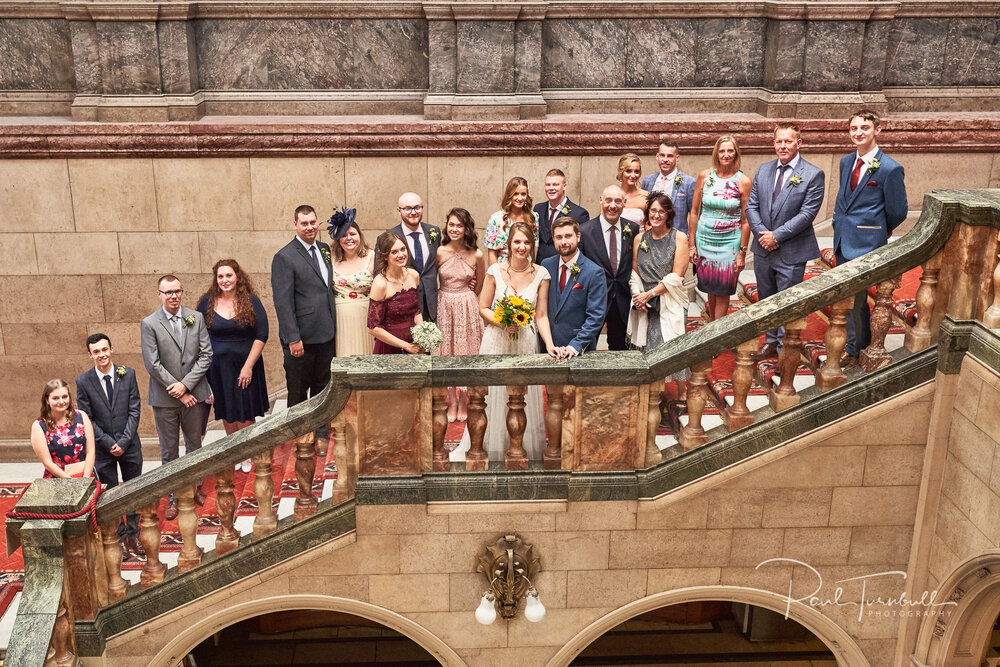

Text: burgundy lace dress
xmin=367 ymin=287 xmax=421 ymax=354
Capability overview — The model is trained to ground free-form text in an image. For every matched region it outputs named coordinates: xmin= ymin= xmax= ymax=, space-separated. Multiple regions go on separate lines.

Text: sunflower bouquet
xmin=492 ymin=293 xmax=535 ymax=340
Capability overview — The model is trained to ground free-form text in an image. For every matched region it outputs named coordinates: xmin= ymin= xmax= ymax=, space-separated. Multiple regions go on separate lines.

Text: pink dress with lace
xmin=432 ymin=255 xmax=484 ymax=357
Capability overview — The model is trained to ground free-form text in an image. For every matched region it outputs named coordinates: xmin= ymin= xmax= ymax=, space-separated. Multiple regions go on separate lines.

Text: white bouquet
xmin=410 ymin=321 xmax=444 ymax=353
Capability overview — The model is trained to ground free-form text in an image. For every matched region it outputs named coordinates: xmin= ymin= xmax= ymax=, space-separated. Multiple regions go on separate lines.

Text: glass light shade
xmin=524 ymin=592 xmax=546 ymax=622
xmin=475 ymin=594 xmax=497 ymax=625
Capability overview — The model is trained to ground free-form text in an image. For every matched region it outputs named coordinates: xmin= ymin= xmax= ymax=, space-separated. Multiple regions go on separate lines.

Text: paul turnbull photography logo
xmin=756 ymin=558 xmax=958 ymax=621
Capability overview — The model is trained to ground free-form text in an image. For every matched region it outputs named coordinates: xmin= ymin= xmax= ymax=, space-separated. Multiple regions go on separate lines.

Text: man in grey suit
xmin=271 ymin=204 xmax=337 ymax=454
xmin=641 ymin=139 xmax=697 ymax=235
xmin=746 ymin=122 xmax=826 ymax=360
xmin=379 ymin=192 xmax=440 ymax=321
xmin=140 ymin=274 xmax=213 ymax=519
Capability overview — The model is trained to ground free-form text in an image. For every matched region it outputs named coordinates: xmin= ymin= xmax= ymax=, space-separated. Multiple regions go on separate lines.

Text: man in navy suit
xmin=833 ymin=110 xmax=908 ymax=366
xmin=378 ymin=192 xmax=440 ymax=321
xmin=641 ymin=139 xmax=697 ymax=235
xmin=271 ymin=204 xmax=337 ymax=454
xmin=533 ymin=169 xmax=590 ymax=263
xmin=580 ymin=185 xmax=641 ymax=351
xmin=543 ymin=217 xmax=607 ymax=357
xmin=746 ymin=122 xmax=825 ymax=360
xmin=76 ymin=333 xmax=143 ymax=558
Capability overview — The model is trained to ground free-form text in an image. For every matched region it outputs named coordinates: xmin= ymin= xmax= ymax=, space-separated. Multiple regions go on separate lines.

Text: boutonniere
xmin=320 ymin=247 xmax=331 ymax=264
xmin=639 ymin=239 xmax=650 ymax=253
xmin=788 ymin=175 xmax=803 ymax=187
xmin=428 ymin=228 xmax=439 ymax=243
xmin=622 ymin=225 xmax=633 ymax=238
xmin=674 ymin=175 xmax=683 ymax=188
xmin=560 ymin=204 xmax=571 ymax=216
xmin=569 ymin=263 xmax=581 ymax=277
xmin=115 ymin=366 xmax=127 ymax=379
xmin=867 ymin=159 xmax=880 ymax=174
xmin=182 ymin=314 xmax=196 ymax=328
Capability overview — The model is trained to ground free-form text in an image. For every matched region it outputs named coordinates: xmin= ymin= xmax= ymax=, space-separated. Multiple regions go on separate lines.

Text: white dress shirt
xmin=773 ymin=153 xmax=801 ymax=191
xmin=401 ymin=223 xmax=430 ymax=270
xmin=855 ymin=145 xmax=879 ymax=172
xmin=547 ymin=197 xmax=569 ymax=223
xmin=654 ymin=169 xmax=678 ymax=199
xmin=600 ymin=215 xmax=624 ymax=264
xmin=296 ymin=235 xmax=330 ymax=285
xmin=95 ymin=367 xmax=115 ymax=401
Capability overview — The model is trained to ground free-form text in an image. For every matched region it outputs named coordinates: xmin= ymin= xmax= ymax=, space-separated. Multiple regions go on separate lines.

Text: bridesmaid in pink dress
xmin=433 ymin=208 xmax=486 ymax=421
xmin=367 ymin=233 xmax=423 ymax=355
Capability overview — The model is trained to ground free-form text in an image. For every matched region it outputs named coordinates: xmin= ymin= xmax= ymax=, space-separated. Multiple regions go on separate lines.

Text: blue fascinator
xmin=325 ymin=206 xmax=357 ymax=240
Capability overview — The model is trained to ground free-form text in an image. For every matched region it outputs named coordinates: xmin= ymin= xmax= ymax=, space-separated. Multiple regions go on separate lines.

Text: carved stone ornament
xmin=476 ymin=534 xmax=540 ymax=618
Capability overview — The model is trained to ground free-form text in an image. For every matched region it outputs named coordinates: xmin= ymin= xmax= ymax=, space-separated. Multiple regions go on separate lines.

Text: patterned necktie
xmin=410 ymin=232 xmax=424 ymax=270
xmin=850 ymin=157 xmax=864 ymax=191
xmin=559 ymin=264 xmax=567 ymax=292
xmin=773 ymin=164 xmax=788 ymax=203
xmin=609 ymin=225 xmax=618 ymax=274
xmin=104 ymin=374 xmax=114 ymax=404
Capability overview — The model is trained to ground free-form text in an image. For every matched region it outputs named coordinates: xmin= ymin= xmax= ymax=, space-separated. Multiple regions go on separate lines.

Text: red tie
xmin=559 ymin=264 xmax=567 ymax=292
xmin=549 ymin=206 xmax=557 ymax=227
xmin=850 ymin=157 xmax=864 ymax=191
xmin=609 ymin=225 xmax=618 ymax=274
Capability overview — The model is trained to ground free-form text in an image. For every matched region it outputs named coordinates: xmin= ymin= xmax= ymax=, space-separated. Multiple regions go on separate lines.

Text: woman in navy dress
xmin=30 ymin=379 xmax=95 ymax=479
xmin=198 ymin=259 xmax=269 ymax=472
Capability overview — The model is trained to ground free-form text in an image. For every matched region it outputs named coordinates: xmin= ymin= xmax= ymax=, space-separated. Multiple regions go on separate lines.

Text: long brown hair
xmin=39 ymin=379 xmax=73 ymax=432
xmin=202 ymin=259 xmax=257 ymax=327
xmin=375 ymin=232 xmax=408 ymax=278
xmin=506 ymin=221 xmax=538 ymax=265
xmin=500 ymin=176 xmax=534 ymax=231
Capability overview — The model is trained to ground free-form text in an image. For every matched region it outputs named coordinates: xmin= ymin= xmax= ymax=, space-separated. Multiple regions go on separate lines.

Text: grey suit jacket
xmin=76 ymin=365 xmax=141 ymax=459
xmin=380 ymin=223 xmax=440 ymax=321
xmin=140 ymin=307 xmax=213 ymax=408
xmin=270 ymin=238 xmax=337 ymax=345
xmin=746 ymin=157 xmax=825 ymax=265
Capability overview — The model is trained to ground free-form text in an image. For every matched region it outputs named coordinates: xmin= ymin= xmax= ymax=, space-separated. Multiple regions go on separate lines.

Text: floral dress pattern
xmin=484 ymin=210 xmax=541 ymax=262
xmin=334 ymin=256 xmax=376 ymax=356
xmin=38 ymin=410 xmax=86 ymax=478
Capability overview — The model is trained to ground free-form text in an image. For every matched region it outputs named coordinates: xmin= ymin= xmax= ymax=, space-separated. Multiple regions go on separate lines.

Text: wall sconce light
xmin=475 ymin=533 xmax=544 ymax=624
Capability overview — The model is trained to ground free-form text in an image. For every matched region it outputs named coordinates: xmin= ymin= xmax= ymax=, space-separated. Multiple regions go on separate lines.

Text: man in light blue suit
xmin=542 ymin=217 xmax=608 ymax=357
xmin=833 ymin=109 xmax=908 ymax=366
xmin=746 ymin=122 xmax=825 ymax=360
xmin=641 ymin=139 xmax=697 ymax=235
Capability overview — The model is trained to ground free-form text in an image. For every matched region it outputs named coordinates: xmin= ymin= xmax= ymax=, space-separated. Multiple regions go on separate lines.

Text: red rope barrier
xmin=5 ymin=480 xmax=103 ymax=534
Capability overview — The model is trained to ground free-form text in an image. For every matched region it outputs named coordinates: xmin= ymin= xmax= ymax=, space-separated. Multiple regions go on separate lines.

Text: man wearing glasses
xmin=378 ymin=192 xmax=440 ymax=321
xmin=140 ymin=275 xmax=213 ymax=520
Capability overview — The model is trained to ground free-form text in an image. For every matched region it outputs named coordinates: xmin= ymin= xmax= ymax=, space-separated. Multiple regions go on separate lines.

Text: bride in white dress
xmin=477 ymin=222 xmax=558 ymax=462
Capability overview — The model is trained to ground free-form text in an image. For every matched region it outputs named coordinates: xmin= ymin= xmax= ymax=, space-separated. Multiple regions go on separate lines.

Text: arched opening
xmin=187 ymin=609 xmax=438 ymax=666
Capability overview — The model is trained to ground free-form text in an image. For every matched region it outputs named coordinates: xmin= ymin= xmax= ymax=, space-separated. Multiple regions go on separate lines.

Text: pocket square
xmin=572 ymin=283 xmax=583 ymax=290
xmin=866 ymin=180 xmax=878 ymax=187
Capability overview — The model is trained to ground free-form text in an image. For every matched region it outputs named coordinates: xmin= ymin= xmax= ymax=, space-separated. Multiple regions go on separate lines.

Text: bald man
xmin=580 ymin=186 xmax=641 ymax=350
xmin=378 ymin=192 xmax=441 ymax=321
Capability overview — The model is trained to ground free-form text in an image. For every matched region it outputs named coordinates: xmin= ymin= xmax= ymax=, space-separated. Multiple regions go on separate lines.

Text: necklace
xmin=508 ymin=261 xmax=531 ymax=273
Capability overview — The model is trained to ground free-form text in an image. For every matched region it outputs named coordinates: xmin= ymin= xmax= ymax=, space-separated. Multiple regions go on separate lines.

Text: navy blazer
xmin=75 ymin=365 xmax=142 ymax=460
xmin=579 ymin=216 xmax=641 ymax=328
xmin=833 ymin=149 xmax=907 ymax=260
xmin=641 ymin=171 xmax=697 ymax=235
xmin=533 ymin=199 xmax=590 ymax=263
xmin=380 ymin=223 xmax=441 ymax=321
xmin=271 ymin=238 xmax=337 ymax=345
xmin=746 ymin=157 xmax=825 ymax=265
xmin=542 ymin=253 xmax=608 ymax=354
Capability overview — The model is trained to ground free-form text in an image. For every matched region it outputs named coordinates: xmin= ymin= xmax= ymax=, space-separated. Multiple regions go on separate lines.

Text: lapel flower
xmin=428 ymin=228 xmax=439 ymax=243
xmin=674 ymin=175 xmax=683 ymax=188
xmin=867 ymin=159 xmax=880 ymax=174
xmin=569 ymin=263 xmax=581 ymax=277
xmin=320 ymin=247 xmax=332 ymax=264
xmin=183 ymin=314 xmax=196 ymax=328
xmin=622 ymin=224 xmax=633 ymax=238
xmin=639 ymin=239 xmax=650 ymax=253
xmin=115 ymin=366 xmax=127 ymax=379
xmin=560 ymin=204 xmax=571 ymax=215
xmin=788 ymin=175 xmax=803 ymax=187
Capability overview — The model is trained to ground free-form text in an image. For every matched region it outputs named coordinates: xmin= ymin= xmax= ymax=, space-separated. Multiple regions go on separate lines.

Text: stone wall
xmin=1 ymin=1 xmax=999 ymax=120
xmin=0 ymin=150 xmax=998 ymax=441
xmin=94 ymin=384 xmax=933 ymax=666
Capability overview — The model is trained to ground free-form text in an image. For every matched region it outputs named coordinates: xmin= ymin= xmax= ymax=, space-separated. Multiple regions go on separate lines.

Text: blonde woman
xmin=617 ymin=153 xmax=650 ymax=227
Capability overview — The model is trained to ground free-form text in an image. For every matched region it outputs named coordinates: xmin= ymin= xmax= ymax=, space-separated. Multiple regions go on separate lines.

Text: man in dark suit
xmin=832 ymin=109 xmax=908 ymax=367
xmin=76 ymin=333 xmax=143 ymax=558
xmin=378 ymin=192 xmax=440 ymax=321
xmin=542 ymin=217 xmax=607 ymax=357
xmin=746 ymin=122 xmax=826 ymax=360
xmin=579 ymin=185 xmax=641 ymax=351
xmin=140 ymin=274 xmax=213 ymax=520
xmin=641 ymin=139 xmax=697 ymax=235
xmin=534 ymin=169 xmax=590 ymax=263
xmin=271 ymin=204 xmax=337 ymax=453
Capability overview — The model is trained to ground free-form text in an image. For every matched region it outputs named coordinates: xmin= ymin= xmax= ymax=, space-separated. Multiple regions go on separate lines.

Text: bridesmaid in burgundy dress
xmin=367 ymin=233 xmax=423 ymax=354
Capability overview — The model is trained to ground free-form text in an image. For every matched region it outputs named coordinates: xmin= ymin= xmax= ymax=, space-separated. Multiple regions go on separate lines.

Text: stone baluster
xmin=431 ymin=387 xmax=449 ymax=472
xmin=252 ymin=447 xmax=277 ymax=538
xmin=46 ymin=588 xmax=76 ymax=667
xmin=725 ymin=339 xmax=758 ymax=431
xmin=214 ymin=467 xmax=239 ymax=556
xmin=981 ymin=240 xmax=1000 ymax=328
xmin=543 ymin=384 xmax=564 ymax=470
xmin=465 ymin=386 xmax=489 ymax=471
xmin=505 ymin=385 xmax=529 ymax=470
xmin=293 ymin=434 xmax=318 ymax=521
xmin=99 ymin=520 xmax=129 ymax=602
xmin=906 ymin=256 xmax=943 ymax=349
xmin=817 ymin=297 xmax=854 ymax=390
xmin=678 ymin=359 xmax=713 ymax=451
xmin=860 ymin=276 xmax=902 ymax=372
xmin=330 ymin=411 xmax=356 ymax=504
xmin=139 ymin=501 xmax=166 ymax=589
xmin=175 ymin=484 xmax=203 ymax=573
xmin=645 ymin=382 xmax=662 ymax=466
xmin=770 ymin=317 xmax=808 ymax=411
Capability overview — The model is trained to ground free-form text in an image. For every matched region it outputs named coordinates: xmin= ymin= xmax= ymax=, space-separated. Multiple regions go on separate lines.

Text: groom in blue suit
xmin=641 ymin=139 xmax=697 ymax=235
xmin=746 ymin=122 xmax=825 ymax=360
xmin=543 ymin=217 xmax=607 ymax=357
xmin=833 ymin=110 xmax=908 ymax=365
